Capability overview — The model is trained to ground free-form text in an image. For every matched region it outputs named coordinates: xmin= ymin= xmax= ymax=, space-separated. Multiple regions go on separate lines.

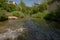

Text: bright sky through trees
xmin=13 ymin=0 xmax=42 ymax=6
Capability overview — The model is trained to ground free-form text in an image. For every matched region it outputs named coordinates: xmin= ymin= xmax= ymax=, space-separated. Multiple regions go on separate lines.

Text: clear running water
xmin=0 ymin=18 xmax=60 ymax=40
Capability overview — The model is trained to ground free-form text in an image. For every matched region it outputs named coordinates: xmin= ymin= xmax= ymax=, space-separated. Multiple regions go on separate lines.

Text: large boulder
xmin=8 ymin=16 xmax=18 ymax=20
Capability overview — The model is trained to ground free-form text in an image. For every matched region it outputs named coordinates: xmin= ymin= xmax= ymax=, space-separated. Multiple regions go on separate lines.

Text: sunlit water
xmin=0 ymin=18 xmax=60 ymax=40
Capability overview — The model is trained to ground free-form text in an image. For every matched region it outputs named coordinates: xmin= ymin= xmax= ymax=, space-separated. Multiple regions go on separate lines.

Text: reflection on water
xmin=0 ymin=18 xmax=60 ymax=40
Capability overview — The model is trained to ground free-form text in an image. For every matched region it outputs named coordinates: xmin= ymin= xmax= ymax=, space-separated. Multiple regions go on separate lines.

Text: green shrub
xmin=31 ymin=12 xmax=42 ymax=18
xmin=11 ymin=11 xmax=25 ymax=18
xmin=31 ymin=10 xmax=49 ymax=18
xmin=0 ymin=10 xmax=8 ymax=21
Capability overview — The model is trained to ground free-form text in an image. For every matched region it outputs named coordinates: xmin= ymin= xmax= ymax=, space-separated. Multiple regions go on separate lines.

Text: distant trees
xmin=0 ymin=0 xmax=20 ymax=12
xmin=44 ymin=5 xmax=60 ymax=22
xmin=19 ymin=0 xmax=26 ymax=13
xmin=0 ymin=0 xmax=7 ymax=10
xmin=30 ymin=2 xmax=48 ymax=14
xmin=46 ymin=0 xmax=60 ymax=4
xmin=6 ymin=4 xmax=20 ymax=12
xmin=44 ymin=0 xmax=60 ymax=22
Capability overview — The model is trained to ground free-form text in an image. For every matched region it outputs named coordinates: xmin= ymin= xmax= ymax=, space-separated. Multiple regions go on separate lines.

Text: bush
xmin=31 ymin=10 xmax=49 ymax=18
xmin=11 ymin=11 xmax=25 ymax=18
xmin=0 ymin=10 xmax=8 ymax=21
xmin=31 ymin=12 xmax=42 ymax=18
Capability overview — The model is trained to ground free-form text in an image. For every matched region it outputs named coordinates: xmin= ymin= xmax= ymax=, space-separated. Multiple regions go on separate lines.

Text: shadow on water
xmin=31 ymin=18 xmax=60 ymax=40
xmin=0 ymin=17 xmax=60 ymax=40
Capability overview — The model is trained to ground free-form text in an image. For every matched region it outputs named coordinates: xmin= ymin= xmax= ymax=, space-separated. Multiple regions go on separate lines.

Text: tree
xmin=45 ymin=0 xmax=60 ymax=4
xmin=31 ymin=2 xmax=48 ymax=14
xmin=44 ymin=5 xmax=60 ymax=22
xmin=0 ymin=0 xmax=7 ymax=8
xmin=19 ymin=0 xmax=26 ymax=13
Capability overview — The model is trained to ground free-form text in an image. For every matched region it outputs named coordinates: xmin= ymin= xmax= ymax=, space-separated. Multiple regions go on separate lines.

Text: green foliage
xmin=0 ymin=0 xmax=8 ymax=10
xmin=31 ymin=2 xmax=48 ymax=14
xmin=38 ymin=2 xmax=48 ymax=12
xmin=31 ymin=6 xmax=38 ymax=14
xmin=3 ymin=3 xmax=20 ymax=12
xmin=45 ymin=0 xmax=60 ymax=5
xmin=19 ymin=0 xmax=26 ymax=13
xmin=6 ymin=4 xmax=19 ymax=12
xmin=31 ymin=12 xmax=42 ymax=18
xmin=0 ymin=10 xmax=8 ymax=21
xmin=11 ymin=11 xmax=25 ymax=18
xmin=26 ymin=6 xmax=32 ymax=14
xmin=31 ymin=10 xmax=49 ymax=18
xmin=44 ymin=6 xmax=60 ymax=22
xmin=0 ymin=0 xmax=20 ymax=12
